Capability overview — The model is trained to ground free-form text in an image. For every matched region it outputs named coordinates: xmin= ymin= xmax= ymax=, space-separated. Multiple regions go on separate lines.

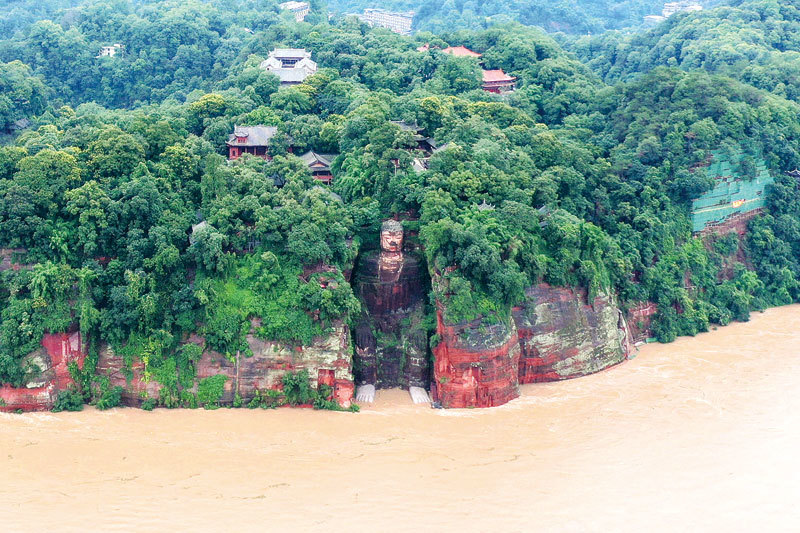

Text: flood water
xmin=2 ymin=305 xmax=799 ymax=531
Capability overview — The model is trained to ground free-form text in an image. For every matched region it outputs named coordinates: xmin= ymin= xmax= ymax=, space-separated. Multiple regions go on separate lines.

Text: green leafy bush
xmin=52 ymin=389 xmax=84 ymax=412
xmin=96 ymin=386 xmax=123 ymax=410
xmin=282 ymin=369 xmax=313 ymax=406
xmin=197 ymin=375 xmax=227 ymax=409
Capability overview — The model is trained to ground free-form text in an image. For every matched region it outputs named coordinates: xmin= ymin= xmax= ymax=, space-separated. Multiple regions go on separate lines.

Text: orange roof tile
xmin=442 ymin=46 xmax=482 ymax=58
xmin=482 ymin=69 xmax=516 ymax=83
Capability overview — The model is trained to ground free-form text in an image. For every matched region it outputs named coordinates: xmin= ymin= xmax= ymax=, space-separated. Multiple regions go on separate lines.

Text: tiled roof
xmin=270 ymin=48 xmax=311 ymax=58
xmin=442 ymin=46 xmax=482 ymax=58
xmin=299 ymin=151 xmax=336 ymax=168
xmin=482 ymin=69 xmax=516 ymax=83
xmin=227 ymin=125 xmax=278 ymax=147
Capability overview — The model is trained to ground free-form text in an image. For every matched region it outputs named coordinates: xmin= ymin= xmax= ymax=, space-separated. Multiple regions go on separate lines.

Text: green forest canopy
xmin=1 ymin=0 xmax=799 ymax=391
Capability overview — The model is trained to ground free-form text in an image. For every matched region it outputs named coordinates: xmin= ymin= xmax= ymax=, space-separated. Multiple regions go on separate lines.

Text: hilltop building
xmin=442 ymin=46 xmax=482 ymax=58
xmin=97 ymin=44 xmax=124 ymax=58
xmin=482 ymin=69 xmax=516 ymax=93
xmin=226 ymin=125 xmax=279 ymax=160
xmin=260 ymin=48 xmax=317 ymax=85
xmin=299 ymin=151 xmax=337 ymax=184
xmin=439 ymin=45 xmax=516 ymax=93
xmin=644 ymin=14 xmax=666 ymax=25
xmin=662 ymin=1 xmax=702 ymax=17
xmin=357 ymin=9 xmax=414 ymax=35
xmin=279 ymin=1 xmax=310 ymax=22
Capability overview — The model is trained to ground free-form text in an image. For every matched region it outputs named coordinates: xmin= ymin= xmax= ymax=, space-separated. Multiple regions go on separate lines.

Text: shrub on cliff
xmin=52 ymin=389 xmax=84 ymax=412
xmin=282 ymin=369 xmax=314 ymax=406
xmin=197 ymin=375 xmax=227 ymax=410
xmin=96 ymin=386 xmax=123 ymax=410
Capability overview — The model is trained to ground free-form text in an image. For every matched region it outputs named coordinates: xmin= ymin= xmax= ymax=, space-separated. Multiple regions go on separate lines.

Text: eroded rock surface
xmin=0 ymin=332 xmax=86 ymax=412
xmin=192 ymin=322 xmax=355 ymax=407
xmin=514 ymin=284 xmax=632 ymax=383
xmin=432 ymin=308 xmax=521 ymax=409
xmin=431 ymin=283 xmax=633 ymax=408
xmin=96 ymin=323 xmax=355 ymax=408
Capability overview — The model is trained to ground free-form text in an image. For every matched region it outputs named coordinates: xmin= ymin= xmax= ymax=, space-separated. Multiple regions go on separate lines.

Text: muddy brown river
xmin=2 ymin=305 xmax=799 ymax=531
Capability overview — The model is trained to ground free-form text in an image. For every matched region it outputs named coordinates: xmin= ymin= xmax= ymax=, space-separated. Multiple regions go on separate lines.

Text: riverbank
xmin=2 ymin=305 xmax=799 ymax=531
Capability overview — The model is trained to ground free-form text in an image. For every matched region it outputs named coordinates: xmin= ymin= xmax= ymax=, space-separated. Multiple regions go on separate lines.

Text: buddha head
xmin=380 ymin=220 xmax=404 ymax=254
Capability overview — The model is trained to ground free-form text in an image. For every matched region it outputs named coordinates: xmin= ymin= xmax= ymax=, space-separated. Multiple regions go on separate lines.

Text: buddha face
xmin=380 ymin=221 xmax=404 ymax=253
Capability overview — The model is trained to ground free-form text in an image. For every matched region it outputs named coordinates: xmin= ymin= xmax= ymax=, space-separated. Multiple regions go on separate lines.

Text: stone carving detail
xmin=353 ymin=220 xmax=430 ymax=402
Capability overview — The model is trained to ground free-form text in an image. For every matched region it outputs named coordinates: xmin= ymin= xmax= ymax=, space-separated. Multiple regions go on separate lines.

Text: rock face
xmin=0 ymin=248 xmax=30 ymax=272
xmin=431 ymin=283 xmax=633 ymax=409
xmin=192 ymin=322 xmax=354 ymax=407
xmin=96 ymin=323 xmax=355 ymax=408
xmin=431 ymin=308 xmax=521 ymax=409
xmin=627 ymin=301 xmax=658 ymax=345
xmin=513 ymin=284 xmax=632 ymax=384
xmin=0 ymin=332 xmax=86 ymax=412
xmin=96 ymin=345 xmax=164 ymax=407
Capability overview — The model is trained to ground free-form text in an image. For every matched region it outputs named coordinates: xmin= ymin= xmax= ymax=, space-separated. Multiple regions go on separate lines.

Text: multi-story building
xmin=662 ymin=1 xmax=703 ymax=17
xmin=482 ymin=70 xmax=516 ymax=94
xmin=279 ymin=1 xmax=310 ymax=22
xmin=357 ymin=9 xmax=414 ymax=35
xmin=226 ymin=125 xmax=279 ymax=160
xmin=260 ymin=48 xmax=317 ymax=85
xmin=97 ymin=44 xmax=124 ymax=58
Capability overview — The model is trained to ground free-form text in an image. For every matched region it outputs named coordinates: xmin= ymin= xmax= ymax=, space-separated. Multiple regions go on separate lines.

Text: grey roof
xmin=270 ymin=48 xmax=311 ymax=58
xmin=299 ymin=151 xmax=337 ymax=168
xmin=227 ymin=125 xmax=278 ymax=147
xmin=412 ymin=157 xmax=429 ymax=173
xmin=12 ymin=118 xmax=31 ymax=130
xmin=391 ymin=120 xmax=423 ymax=132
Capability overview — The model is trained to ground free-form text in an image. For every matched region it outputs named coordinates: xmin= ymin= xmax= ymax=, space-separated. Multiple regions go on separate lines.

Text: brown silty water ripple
xmin=1 ymin=305 xmax=799 ymax=531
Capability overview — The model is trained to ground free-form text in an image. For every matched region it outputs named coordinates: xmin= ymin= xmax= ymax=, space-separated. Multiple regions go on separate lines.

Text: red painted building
xmin=299 ymin=151 xmax=336 ymax=184
xmin=227 ymin=125 xmax=278 ymax=160
xmin=482 ymin=69 xmax=516 ymax=93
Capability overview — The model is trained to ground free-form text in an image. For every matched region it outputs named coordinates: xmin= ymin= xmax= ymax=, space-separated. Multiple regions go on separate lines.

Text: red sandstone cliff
xmin=0 ymin=332 xmax=86 ymax=412
xmin=96 ymin=322 xmax=355 ymax=409
xmin=432 ymin=307 xmax=521 ymax=408
xmin=513 ymin=284 xmax=632 ymax=384
xmin=432 ymin=283 xmax=633 ymax=409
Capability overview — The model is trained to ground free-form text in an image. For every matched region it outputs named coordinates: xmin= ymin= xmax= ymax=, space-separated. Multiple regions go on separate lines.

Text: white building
xmin=662 ymin=1 xmax=703 ymax=17
xmin=643 ymin=14 xmax=666 ymax=26
xmin=357 ymin=9 xmax=414 ymax=35
xmin=279 ymin=1 xmax=310 ymax=22
xmin=97 ymin=44 xmax=124 ymax=58
xmin=260 ymin=48 xmax=317 ymax=85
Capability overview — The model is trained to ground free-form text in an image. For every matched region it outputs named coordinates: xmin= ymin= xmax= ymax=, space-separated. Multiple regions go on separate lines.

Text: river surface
xmin=2 ymin=305 xmax=799 ymax=531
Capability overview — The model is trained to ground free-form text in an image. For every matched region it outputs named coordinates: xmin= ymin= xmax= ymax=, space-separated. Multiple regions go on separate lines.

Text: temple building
xmin=299 ymin=151 xmax=337 ymax=184
xmin=390 ymin=120 xmax=437 ymax=152
xmin=482 ymin=69 xmax=516 ymax=93
xmin=441 ymin=46 xmax=482 ymax=58
xmin=439 ymin=45 xmax=517 ymax=93
xmin=357 ymin=9 xmax=414 ymax=35
xmin=260 ymin=48 xmax=317 ymax=85
xmin=279 ymin=1 xmax=310 ymax=22
xmin=226 ymin=125 xmax=278 ymax=160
